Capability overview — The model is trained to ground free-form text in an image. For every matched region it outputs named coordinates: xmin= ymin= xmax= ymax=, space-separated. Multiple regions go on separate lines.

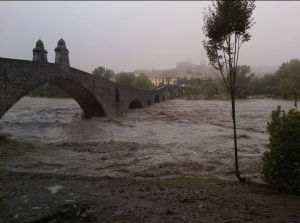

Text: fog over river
xmin=0 ymin=97 xmax=295 ymax=183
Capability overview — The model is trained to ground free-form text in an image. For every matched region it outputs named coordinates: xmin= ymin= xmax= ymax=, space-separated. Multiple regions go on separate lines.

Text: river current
xmin=0 ymin=97 xmax=295 ymax=181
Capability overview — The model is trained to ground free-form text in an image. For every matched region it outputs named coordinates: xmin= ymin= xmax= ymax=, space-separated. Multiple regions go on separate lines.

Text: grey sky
xmin=1 ymin=1 xmax=300 ymax=73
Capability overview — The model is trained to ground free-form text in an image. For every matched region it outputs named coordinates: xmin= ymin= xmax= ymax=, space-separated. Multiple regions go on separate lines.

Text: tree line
xmin=185 ymin=59 xmax=300 ymax=99
xmin=27 ymin=58 xmax=300 ymax=99
xmin=92 ymin=66 xmax=155 ymax=90
xmin=115 ymin=72 xmax=155 ymax=90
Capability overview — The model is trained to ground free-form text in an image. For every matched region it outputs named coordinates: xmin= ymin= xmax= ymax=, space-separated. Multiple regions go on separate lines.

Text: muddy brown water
xmin=0 ymin=97 xmax=295 ymax=183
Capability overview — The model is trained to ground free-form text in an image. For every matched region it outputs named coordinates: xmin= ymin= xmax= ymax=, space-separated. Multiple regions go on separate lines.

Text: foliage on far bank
xmin=92 ymin=66 xmax=115 ymax=80
xmin=253 ymin=59 xmax=300 ymax=98
xmin=116 ymin=72 xmax=155 ymax=90
xmin=235 ymin=65 xmax=254 ymax=99
xmin=115 ymin=72 xmax=135 ymax=87
xmin=261 ymin=100 xmax=300 ymax=194
xmin=186 ymin=81 xmax=202 ymax=95
xmin=132 ymin=74 xmax=155 ymax=90
xmin=185 ymin=65 xmax=253 ymax=99
xmin=184 ymin=58 xmax=300 ymax=100
xmin=203 ymin=80 xmax=219 ymax=97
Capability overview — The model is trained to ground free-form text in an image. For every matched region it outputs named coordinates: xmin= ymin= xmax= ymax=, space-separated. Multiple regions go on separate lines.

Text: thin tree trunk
xmin=231 ymin=93 xmax=245 ymax=182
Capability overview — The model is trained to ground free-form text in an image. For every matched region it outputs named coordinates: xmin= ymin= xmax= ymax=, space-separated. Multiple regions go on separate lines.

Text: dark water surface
xmin=0 ymin=97 xmax=295 ymax=181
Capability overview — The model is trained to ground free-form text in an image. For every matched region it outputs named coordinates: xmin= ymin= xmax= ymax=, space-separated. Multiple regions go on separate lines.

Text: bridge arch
xmin=162 ymin=95 xmax=166 ymax=101
xmin=3 ymin=78 xmax=106 ymax=119
xmin=129 ymin=100 xmax=143 ymax=109
xmin=154 ymin=95 xmax=160 ymax=103
xmin=147 ymin=99 xmax=151 ymax=106
xmin=51 ymin=79 xmax=106 ymax=117
xmin=0 ymin=59 xmax=110 ymax=119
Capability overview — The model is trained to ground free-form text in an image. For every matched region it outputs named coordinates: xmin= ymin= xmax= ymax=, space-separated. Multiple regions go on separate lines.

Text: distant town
xmin=109 ymin=58 xmax=277 ymax=87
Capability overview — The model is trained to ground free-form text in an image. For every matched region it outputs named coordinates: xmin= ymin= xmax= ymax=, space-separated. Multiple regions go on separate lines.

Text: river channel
xmin=0 ymin=97 xmax=295 ymax=182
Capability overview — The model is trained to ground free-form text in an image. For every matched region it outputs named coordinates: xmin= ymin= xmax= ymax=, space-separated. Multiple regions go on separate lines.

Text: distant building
xmin=132 ymin=57 xmax=220 ymax=86
xmin=150 ymin=77 xmax=178 ymax=86
xmin=176 ymin=61 xmax=203 ymax=79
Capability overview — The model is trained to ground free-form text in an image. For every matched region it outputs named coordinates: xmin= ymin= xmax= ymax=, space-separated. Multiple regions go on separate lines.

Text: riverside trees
xmin=92 ymin=66 xmax=115 ymax=80
xmin=115 ymin=72 xmax=155 ymax=90
xmin=202 ymin=0 xmax=256 ymax=182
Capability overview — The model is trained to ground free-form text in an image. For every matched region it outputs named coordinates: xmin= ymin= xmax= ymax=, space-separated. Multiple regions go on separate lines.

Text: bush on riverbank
xmin=261 ymin=103 xmax=300 ymax=194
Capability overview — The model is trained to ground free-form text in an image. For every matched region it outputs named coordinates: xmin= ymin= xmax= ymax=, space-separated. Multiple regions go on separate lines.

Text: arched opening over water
xmin=167 ymin=89 xmax=171 ymax=99
xmin=154 ymin=95 xmax=160 ymax=103
xmin=1 ymin=79 xmax=107 ymax=119
xmin=51 ymin=79 xmax=106 ymax=118
xmin=147 ymin=99 xmax=151 ymax=106
xmin=129 ymin=100 xmax=142 ymax=109
xmin=162 ymin=95 xmax=166 ymax=101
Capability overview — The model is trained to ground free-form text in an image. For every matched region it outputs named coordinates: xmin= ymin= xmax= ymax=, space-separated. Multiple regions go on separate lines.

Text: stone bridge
xmin=0 ymin=39 xmax=181 ymax=119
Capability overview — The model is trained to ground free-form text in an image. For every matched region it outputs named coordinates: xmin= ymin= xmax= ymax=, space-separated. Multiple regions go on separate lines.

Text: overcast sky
xmin=1 ymin=1 xmax=300 ymax=73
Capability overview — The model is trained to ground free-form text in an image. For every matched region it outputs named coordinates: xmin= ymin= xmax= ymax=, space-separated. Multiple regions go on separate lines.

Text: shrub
xmin=203 ymin=79 xmax=219 ymax=98
xmin=261 ymin=105 xmax=300 ymax=194
xmin=186 ymin=82 xmax=201 ymax=95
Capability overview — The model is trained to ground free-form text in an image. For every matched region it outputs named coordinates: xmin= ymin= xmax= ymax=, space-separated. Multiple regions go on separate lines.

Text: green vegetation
xmin=253 ymin=59 xmax=300 ymax=98
xmin=203 ymin=0 xmax=256 ymax=182
xmin=186 ymin=81 xmax=202 ymax=95
xmin=203 ymin=79 xmax=219 ymax=98
xmin=27 ymin=83 xmax=70 ymax=98
xmin=185 ymin=80 xmax=219 ymax=97
xmin=253 ymin=74 xmax=278 ymax=95
xmin=235 ymin=65 xmax=254 ymax=99
xmin=184 ymin=59 xmax=300 ymax=100
xmin=115 ymin=72 xmax=135 ymax=87
xmin=277 ymin=59 xmax=300 ymax=99
xmin=116 ymin=73 xmax=155 ymax=90
xmin=28 ymin=58 xmax=300 ymax=99
xmin=92 ymin=66 xmax=115 ymax=80
xmin=132 ymin=74 xmax=155 ymax=90
xmin=261 ymin=99 xmax=300 ymax=194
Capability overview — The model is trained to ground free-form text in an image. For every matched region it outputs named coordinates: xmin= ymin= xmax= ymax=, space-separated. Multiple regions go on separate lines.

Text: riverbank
xmin=1 ymin=172 xmax=300 ymax=223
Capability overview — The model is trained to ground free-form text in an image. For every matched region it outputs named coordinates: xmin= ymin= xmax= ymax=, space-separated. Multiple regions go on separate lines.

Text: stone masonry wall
xmin=0 ymin=57 xmax=180 ymax=119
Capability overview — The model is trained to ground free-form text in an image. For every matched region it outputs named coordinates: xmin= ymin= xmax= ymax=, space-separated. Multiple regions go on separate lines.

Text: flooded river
xmin=0 ymin=97 xmax=295 ymax=182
